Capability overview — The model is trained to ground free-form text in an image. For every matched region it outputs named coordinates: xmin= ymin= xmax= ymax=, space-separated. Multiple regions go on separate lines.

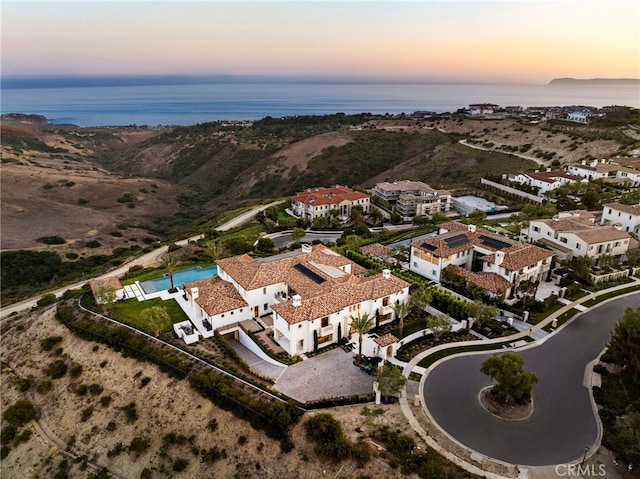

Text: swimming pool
xmin=139 ymin=266 xmax=217 ymax=294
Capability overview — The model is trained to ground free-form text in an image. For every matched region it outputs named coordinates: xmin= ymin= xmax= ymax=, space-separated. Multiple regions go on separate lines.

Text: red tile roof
xmin=361 ymin=243 xmax=391 ymax=258
xmin=448 ymin=265 xmax=513 ymax=293
xmin=292 ymin=185 xmax=369 ymax=206
xmin=184 ymin=276 xmax=248 ymax=316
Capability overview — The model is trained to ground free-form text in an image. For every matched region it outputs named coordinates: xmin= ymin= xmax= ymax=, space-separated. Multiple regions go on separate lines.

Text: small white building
xmin=89 ymin=276 xmax=126 ymax=305
xmin=567 ymin=160 xmax=640 ymax=187
xmin=601 ymin=202 xmax=640 ymax=235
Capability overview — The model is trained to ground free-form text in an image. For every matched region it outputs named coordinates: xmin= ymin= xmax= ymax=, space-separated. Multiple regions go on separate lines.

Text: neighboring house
xmin=567 ymin=160 xmax=640 ymax=187
xmin=372 ymin=180 xmax=452 ymax=218
xmin=187 ymin=244 xmax=410 ymax=355
xmin=89 ymin=277 xmax=126 ymax=305
xmin=409 ymin=221 xmax=554 ymax=299
xmin=567 ymin=111 xmax=590 ymax=123
xmin=601 ymin=202 xmax=640 ymax=235
xmin=508 ymin=170 xmax=586 ymax=196
xmin=468 ymin=103 xmax=499 ymax=115
xmin=523 ymin=210 xmax=633 ymax=263
xmin=360 ymin=243 xmax=392 ymax=262
xmin=291 ymin=185 xmax=370 ymax=221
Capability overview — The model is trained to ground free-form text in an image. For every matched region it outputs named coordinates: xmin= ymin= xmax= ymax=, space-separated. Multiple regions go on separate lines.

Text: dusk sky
xmin=2 ymin=0 xmax=639 ymax=83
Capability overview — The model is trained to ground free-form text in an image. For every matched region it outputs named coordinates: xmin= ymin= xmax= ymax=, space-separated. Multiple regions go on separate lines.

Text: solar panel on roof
xmin=479 ymin=234 xmax=511 ymax=250
xmin=420 ymin=242 xmax=437 ymax=251
xmin=445 ymin=234 xmax=470 ymax=248
xmin=293 ymin=263 xmax=326 ymax=284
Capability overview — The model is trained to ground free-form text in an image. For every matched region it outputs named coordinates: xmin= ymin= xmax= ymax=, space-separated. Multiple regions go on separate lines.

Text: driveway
xmin=274 ymin=348 xmax=375 ymax=404
xmin=422 ymin=293 xmax=640 ymax=466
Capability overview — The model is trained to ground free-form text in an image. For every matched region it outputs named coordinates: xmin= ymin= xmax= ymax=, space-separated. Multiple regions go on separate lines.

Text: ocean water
xmin=2 ymin=80 xmax=638 ymax=127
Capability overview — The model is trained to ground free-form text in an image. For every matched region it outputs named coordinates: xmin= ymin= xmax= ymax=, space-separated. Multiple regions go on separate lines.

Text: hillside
xmin=1 ymin=112 xmax=635 ymax=254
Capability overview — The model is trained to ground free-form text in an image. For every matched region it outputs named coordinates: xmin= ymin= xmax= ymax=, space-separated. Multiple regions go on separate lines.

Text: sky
xmin=2 ymin=0 xmax=639 ymax=84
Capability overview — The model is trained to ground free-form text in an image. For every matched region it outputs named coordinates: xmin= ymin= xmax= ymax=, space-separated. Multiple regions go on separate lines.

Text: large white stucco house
xmin=601 ymin=202 xmax=640 ymax=235
xmin=372 ymin=180 xmax=452 ymax=218
xmin=409 ymin=221 xmax=554 ymax=299
xmin=291 ymin=185 xmax=370 ymax=222
xmin=184 ymin=245 xmax=409 ymax=355
xmin=522 ymin=210 xmax=633 ymax=263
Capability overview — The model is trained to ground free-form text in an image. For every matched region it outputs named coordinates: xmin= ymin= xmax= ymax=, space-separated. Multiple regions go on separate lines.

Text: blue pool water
xmin=139 ymin=266 xmax=217 ymax=294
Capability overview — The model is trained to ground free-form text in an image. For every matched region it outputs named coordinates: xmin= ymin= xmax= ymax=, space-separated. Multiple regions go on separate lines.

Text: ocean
xmin=2 ymin=79 xmax=638 ymax=127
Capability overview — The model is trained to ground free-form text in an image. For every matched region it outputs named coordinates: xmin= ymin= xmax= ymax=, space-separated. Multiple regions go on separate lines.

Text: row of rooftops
xmin=530 ymin=210 xmax=634 ymax=244
xmin=190 ymin=244 xmax=409 ymax=324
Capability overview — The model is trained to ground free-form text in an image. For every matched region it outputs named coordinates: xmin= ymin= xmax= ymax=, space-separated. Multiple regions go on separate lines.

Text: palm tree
xmin=207 ymin=239 xmax=224 ymax=262
xmin=160 ymin=253 xmax=180 ymax=293
xmin=392 ymin=300 xmax=411 ymax=339
xmin=350 ymin=312 xmax=375 ymax=364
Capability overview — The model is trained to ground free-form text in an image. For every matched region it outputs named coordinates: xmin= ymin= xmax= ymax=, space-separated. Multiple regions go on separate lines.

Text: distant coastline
xmin=549 ymin=77 xmax=640 ymax=86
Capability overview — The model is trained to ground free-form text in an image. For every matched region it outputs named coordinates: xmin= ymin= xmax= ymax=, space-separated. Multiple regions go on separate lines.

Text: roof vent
xmin=382 ymin=269 xmax=391 ymax=279
xmin=468 ymin=224 xmax=477 ymax=233
xmin=495 ymin=251 xmax=505 ymax=266
xmin=292 ymin=294 xmax=302 ymax=307
xmin=301 ymin=244 xmax=312 ymax=253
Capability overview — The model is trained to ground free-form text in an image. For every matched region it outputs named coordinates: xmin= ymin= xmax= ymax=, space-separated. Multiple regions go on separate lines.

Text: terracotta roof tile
xmin=482 ymin=243 xmax=554 ymax=271
xmin=374 ymin=333 xmax=399 ymax=347
xmin=184 ymin=276 xmax=248 ymax=316
xmin=90 ymin=276 xmax=123 ymax=295
xmin=361 ymin=243 xmax=391 ymax=258
xmin=449 ymin=265 xmax=512 ymax=293
xmin=604 ymin=202 xmax=640 ymax=216
xmin=293 ymin=185 xmax=369 ymax=206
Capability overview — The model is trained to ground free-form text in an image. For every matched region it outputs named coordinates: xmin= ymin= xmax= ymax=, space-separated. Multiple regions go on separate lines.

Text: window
xmin=533 ymin=226 xmax=540 ymax=232
xmin=263 ymin=287 xmax=267 ymax=294
xmin=382 ymin=297 xmax=389 ymax=306
xmin=576 ymin=244 xmax=580 ymax=249
xmin=321 ymin=317 xmax=329 ymax=327
xmin=413 ymin=261 xmax=417 ymax=267
xmin=560 ymin=237 xmax=568 ymax=243
xmin=614 ymin=242 xmax=619 ymax=247
xmin=264 ymin=303 xmax=268 ymax=311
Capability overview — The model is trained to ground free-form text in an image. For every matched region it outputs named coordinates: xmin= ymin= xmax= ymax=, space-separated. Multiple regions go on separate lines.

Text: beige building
xmin=372 ymin=180 xmax=452 ymax=218
xmin=291 ymin=185 xmax=370 ymax=221
xmin=523 ymin=210 xmax=633 ymax=263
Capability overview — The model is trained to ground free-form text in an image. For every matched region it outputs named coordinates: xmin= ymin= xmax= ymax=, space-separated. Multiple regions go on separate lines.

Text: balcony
xmin=320 ymin=324 xmax=334 ymax=336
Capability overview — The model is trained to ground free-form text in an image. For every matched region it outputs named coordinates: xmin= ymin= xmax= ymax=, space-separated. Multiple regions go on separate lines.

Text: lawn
xmin=111 ymin=297 xmax=188 ymax=334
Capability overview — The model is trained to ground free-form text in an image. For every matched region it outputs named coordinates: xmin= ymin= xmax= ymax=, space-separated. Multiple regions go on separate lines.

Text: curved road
xmin=422 ymin=293 xmax=640 ymax=467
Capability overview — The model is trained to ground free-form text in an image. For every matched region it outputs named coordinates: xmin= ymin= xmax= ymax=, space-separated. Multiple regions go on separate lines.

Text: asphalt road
xmin=422 ymin=293 xmax=640 ymax=467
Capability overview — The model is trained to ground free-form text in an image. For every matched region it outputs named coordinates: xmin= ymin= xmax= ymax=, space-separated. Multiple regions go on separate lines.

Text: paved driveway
xmin=275 ymin=348 xmax=375 ymax=404
xmin=422 ymin=293 xmax=640 ymax=467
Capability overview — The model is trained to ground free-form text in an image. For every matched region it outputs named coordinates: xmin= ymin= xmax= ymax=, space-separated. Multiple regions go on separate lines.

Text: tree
xmin=141 ymin=306 xmax=170 ymax=337
xmin=392 ymin=300 xmax=410 ymax=339
xmin=94 ymin=284 xmax=117 ymax=313
xmin=625 ymin=248 xmax=640 ymax=269
xmin=390 ymin=207 xmax=402 ymax=225
xmin=348 ymin=205 xmax=365 ymax=227
xmin=255 ymin=237 xmax=275 ymax=253
xmin=480 ymin=352 xmax=538 ymax=405
xmin=425 ymin=313 xmax=451 ymax=341
xmin=607 ymin=307 xmax=640 ymax=382
xmin=564 ymin=255 xmax=593 ymax=284
xmin=409 ymin=286 xmax=432 ymax=313
xmin=581 ymin=190 xmax=601 ymax=210
xmin=468 ymin=210 xmax=487 ymax=224
xmin=516 ymin=279 xmax=538 ymax=312
xmin=376 ymin=364 xmax=407 ymax=401
xmin=291 ymin=227 xmax=306 ymax=243
xmin=368 ymin=207 xmax=383 ymax=226
xmin=207 ymin=239 xmax=224 ymax=262
xmin=350 ymin=312 xmax=375 ymax=363
xmin=160 ymin=253 xmax=180 ymax=293
xmin=468 ymin=300 xmax=496 ymax=328
xmin=312 ymin=216 xmax=329 ymax=229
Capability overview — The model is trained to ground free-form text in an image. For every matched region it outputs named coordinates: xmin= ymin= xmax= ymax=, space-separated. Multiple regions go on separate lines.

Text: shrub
xmin=129 ymin=436 xmax=149 ymax=456
xmin=1 ymin=426 xmax=17 ymax=445
xmin=3 ymin=400 xmax=38 ymax=426
xmin=85 ymin=240 xmax=101 ymax=248
xmin=88 ymin=383 xmax=103 ymax=395
xmin=200 ymin=445 xmax=227 ymax=463
xmin=45 ymin=359 xmax=68 ymax=379
xmin=69 ymin=364 xmax=83 ymax=378
xmin=206 ymin=418 xmax=218 ymax=432
xmin=139 ymin=377 xmax=151 ymax=388
xmin=173 ymin=458 xmax=189 ymax=472
xmin=237 ymin=435 xmax=247 ymax=446
xmin=40 ymin=336 xmax=63 ymax=351
xmin=75 ymin=384 xmax=88 ymax=396
xmin=36 ymin=380 xmax=52 ymax=394
xmin=304 ymin=413 xmax=351 ymax=462
xmin=99 ymin=396 xmax=112 ymax=407
xmin=120 ymin=402 xmax=138 ymax=422
xmin=37 ymin=293 xmax=58 ymax=307
xmin=36 ymin=236 xmax=66 ymax=245
xmin=0 ymin=445 xmax=10 ymax=459
xmin=18 ymin=375 xmax=34 ymax=393
xmin=81 ymin=407 xmax=94 ymax=422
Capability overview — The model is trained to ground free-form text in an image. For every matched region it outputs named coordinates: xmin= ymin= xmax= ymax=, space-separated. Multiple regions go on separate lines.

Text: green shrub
xmin=172 ymin=458 xmax=189 ymax=472
xmin=85 ymin=240 xmax=101 ymax=248
xmin=304 ymin=413 xmax=351 ymax=462
xmin=99 ymin=396 xmax=112 ymax=407
xmin=69 ymin=364 xmax=83 ymax=378
xmin=37 ymin=293 xmax=58 ymax=307
xmin=88 ymin=383 xmax=103 ymax=395
xmin=75 ymin=384 xmax=88 ymax=396
xmin=129 ymin=436 xmax=149 ymax=456
xmin=120 ymin=402 xmax=138 ymax=422
xmin=36 ymin=236 xmax=66 ymax=245
xmin=80 ymin=407 xmax=94 ymax=422
xmin=45 ymin=359 xmax=68 ymax=379
xmin=139 ymin=377 xmax=151 ymax=388
xmin=36 ymin=380 xmax=52 ymax=394
xmin=40 ymin=336 xmax=63 ymax=351
xmin=3 ymin=400 xmax=38 ymax=426
xmin=207 ymin=418 xmax=218 ymax=432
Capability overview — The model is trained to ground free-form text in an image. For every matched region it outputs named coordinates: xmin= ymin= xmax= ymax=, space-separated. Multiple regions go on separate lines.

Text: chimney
xmin=382 ymin=269 xmax=391 ymax=279
xmin=292 ymin=294 xmax=302 ymax=307
xmin=468 ymin=224 xmax=477 ymax=233
xmin=301 ymin=244 xmax=312 ymax=254
xmin=191 ymin=287 xmax=199 ymax=299
xmin=495 ymin=251 xmax=505 ymax=266
xmin=614 ymin=223 xmax=622 ymax=230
